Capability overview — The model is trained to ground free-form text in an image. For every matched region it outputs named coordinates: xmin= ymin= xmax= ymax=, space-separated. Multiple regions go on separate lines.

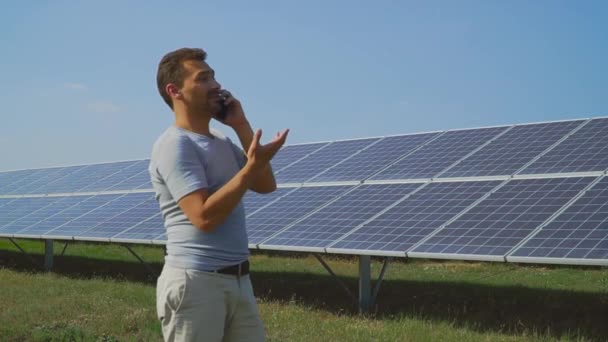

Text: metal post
xmin=358 ymin=255 xmax=371 ymax=314
xmin=44 ymin=239 xmax=54 ymax=271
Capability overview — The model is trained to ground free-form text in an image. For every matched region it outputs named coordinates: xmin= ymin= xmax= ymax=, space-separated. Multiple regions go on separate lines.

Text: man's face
xmin=177 ymin=60 xmax=222 ymax=115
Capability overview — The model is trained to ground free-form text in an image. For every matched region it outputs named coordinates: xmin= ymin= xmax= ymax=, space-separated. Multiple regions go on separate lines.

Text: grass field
xmin=1 ymin=239 xmax=607 ymax=341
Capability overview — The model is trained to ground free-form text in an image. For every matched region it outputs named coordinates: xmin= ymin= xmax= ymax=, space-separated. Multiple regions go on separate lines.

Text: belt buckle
xmin=237 ymin=263 xmax=242 ymax=277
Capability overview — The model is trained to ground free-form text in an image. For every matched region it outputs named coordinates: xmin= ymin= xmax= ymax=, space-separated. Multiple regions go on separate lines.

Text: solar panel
xmin=519 ymin=118 xmax=608 ymax=175
xmin=76 ymin=160 xmax=148 ymax=192
xmin=42 ymin=194 xmax=128 ymax=238
xmin=246 ymin=185 xmax=353 ymax=245
xmin=276 ymin=138 xmax=380 ymax=184
xmin=0 ymin=169 xmax=52 ymax=194
xmin=0 ymin=197 xmax=61 ymax=234
xmin=112 ymin=213 xmax=165 ymax=241
xmin=243 ymin=187 xmax=295 ymax=215
xmin=440 ymin=120 xmax=584 ymax=178
xmin=310 ymin=132 xmax=439 ymax=182
xmin=260 ymin=183 xmax=422 ymax=250
xmin=104 ymin=167 xmax=152 ymax=190
xmin=73 ymin=192 xmax=155 ymax=239
xmin=3 ymin=196 xmax=85 ymax=236
xmin=329 ymin=181 xmax=501 ymax=254
xmin=410 ymin=177 xmax=593 ymax=259
xmin=271 ymin=142 xmax=329 ymax=173
xmin=11 ymin=195 xmax=94 ymax=236
xmin=371 ymin=127 xmax=507 ymax=180
xmin=16 ymin=165 xmax=91 ymax=195
xmin=0 ymin=172 xmax=21 ymax=194
xmin=509 ymin=177 xmax=608 ymax=262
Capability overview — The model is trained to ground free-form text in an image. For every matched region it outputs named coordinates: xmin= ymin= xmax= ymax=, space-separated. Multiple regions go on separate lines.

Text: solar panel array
xmin=1 ymin=117 xmax=607 ymax=266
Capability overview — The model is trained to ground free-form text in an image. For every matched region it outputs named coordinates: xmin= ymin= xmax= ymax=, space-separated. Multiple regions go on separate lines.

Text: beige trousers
xmin=156 ymin=264 xmax=265 ymax=342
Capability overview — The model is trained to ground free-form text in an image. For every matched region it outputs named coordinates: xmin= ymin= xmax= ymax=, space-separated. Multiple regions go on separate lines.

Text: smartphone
xmin=216 ymin=94 xmax=228 ymax=121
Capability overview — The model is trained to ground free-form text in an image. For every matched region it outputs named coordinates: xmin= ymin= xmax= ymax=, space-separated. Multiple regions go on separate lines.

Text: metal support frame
xmin=44 ymin=239 xmax=54 ymax=271
xmin=314 ymin=254 xmax=392 ymax=314
xmin=60 ymin=241 xmax=69 ymax=256
xmin=123 ymin=244 xmax=159 ymax=277
xmin=7 ymin=237 xmax=39 ymax=267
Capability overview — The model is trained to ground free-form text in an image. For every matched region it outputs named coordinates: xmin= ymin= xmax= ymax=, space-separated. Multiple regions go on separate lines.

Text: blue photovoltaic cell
xmin=113 ymin=213 xmax=165 ymax=241
xmin=271 ymin=142 xmax=329 ymax=173
xmin=44 ymin=194 xmax=126 ymax=237
xmin=440 ymin=120 xmax=584 ymax=178
xmin=511 ymin=177 xmax=608 ymax=260
xmin=15 ymin=196 xmax=94 ymax=236
xmin=18 ymin=166 xmax=89 ymax=194
xmin=0 ymin=172 xmax=20 ymax=193
xmin=0 ymin=169 xmax=50 ymax=194
xmin=154 ymin=231 xmax=167 ymax=242
xmin=246 ymin=185 xmax=353 ymax=245
xmin=260 ymin=183 xmax=421 ymax=249
xmin=105 ymin=167 xmax=152 ymax=191
xmin=76 ymin=160 xmax=147 ymax=192
xmin=0 ymin=197 xmax=61 ymax=234
xmin=40 ymin=162 xmax=141 ymax=194
xmin=0 ymin=198 xmax=16 ymax=209
xmin=331 ymin=181 xmax=500 ymax=252
xmin=520 ymin=118 xmax=608 ymax=175
xmin=311 ymin=132 xmax=440 ymax=182
xmin=4 ymin=167 xmax=66 ymax=194
xmin=371 ymin=127 xmax=507 ymax=180
xmin=73 ymin=192 xmax=154 ymax=238
xmin=412 ymin=177 xmax=593 ymax=257
xmin=243 ymin=187 xmax=294 ymax=215
xmin=276 ymin=138 xmax=380 ymax=183
xmin=6 ymin=196 xmax=86 ymax=236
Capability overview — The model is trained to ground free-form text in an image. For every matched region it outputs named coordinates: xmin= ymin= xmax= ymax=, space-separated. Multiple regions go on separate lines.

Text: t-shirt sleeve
xmin=157 ymin=136 xmax=208 ymax=201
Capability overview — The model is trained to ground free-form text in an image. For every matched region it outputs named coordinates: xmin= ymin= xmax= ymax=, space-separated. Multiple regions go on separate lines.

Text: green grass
xmin=1 ymin=239 xmax=607 ymax=341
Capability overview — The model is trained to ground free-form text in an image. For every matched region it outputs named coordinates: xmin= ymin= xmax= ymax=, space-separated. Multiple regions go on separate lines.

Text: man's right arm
xmin=178 ymin=128 xmax=288 ymax=233
xmin=178 ymin=163 xmax=254 ymax=232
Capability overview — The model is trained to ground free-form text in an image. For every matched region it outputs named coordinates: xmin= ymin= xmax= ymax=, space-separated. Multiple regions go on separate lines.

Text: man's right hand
xmin=245 ymin=129 xmax=289 ymax=173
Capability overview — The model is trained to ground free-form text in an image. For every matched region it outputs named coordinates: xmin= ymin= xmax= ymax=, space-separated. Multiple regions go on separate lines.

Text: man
xmin=150 ymin=47 xmax=288 ymax=341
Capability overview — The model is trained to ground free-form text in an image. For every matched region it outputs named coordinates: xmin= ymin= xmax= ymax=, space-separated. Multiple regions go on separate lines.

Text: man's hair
xmin=156 ymin=48 xmax=207 ymax=109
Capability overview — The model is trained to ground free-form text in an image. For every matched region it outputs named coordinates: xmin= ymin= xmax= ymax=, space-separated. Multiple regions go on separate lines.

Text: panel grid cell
xmin=371 ymin=127 xmax=506 ymax=180
xmin=75 ymin=192 xmax=155 ymax=238
xmin=0 ymin=197 xmax=62 ymax=233
xmin=276 ymin=138 xmax=380 ymax=183
xmin=440 ymin=121 xmax=583 ymax=178
xmin=271 ymin=142 xmax=329 ymax=173
xmin=3 ymin=196 xmax=85 ymax=235
xmin=246 ymin=185 xmax=353 ymax=245
xmin=112 ymin=213 xmax=165 ymax=241
xmin=0 ymin=169 xmax=52 ymax=194
xmin=243 ymin=187 xmax=293 ymax=215
xmin=15 ymin=196 xmax=95 ymax=236
xmin=311 ymin=133 xmax=439 ymax=182
xmin=43 ymin=194 xmax=127 ymax=237
xmin=20 ymin=166 xmax=91 ymax=194
xmin=105 ymin=168 xmax=152 ymax=190
xmin=412 ymin=177 xmax=593 ymax=257
xmin=76 ymin=160 xmax=148 ymax=192
xmin=332 ymin=181 xmax=500 ymax=252
xmin=520 ymin=118 xmax=608 ymax=174
xmin=260 ymin=183 xmax=421 ymax=249
xmin=511 ymin=177 xmax=608 ymax=260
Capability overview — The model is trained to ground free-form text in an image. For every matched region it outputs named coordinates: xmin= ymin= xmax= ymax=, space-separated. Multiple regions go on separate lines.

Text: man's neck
xmin=173 ymin=106 xmax=213 ymax=137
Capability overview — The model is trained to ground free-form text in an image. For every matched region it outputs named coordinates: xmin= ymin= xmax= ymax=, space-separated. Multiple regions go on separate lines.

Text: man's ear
xmin=166 ymin=84 xmax=182 ymax=99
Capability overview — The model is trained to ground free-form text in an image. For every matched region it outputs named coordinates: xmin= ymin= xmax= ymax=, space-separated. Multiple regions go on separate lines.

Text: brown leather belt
xmin=214 ymin=260 xmax=249 ymax=276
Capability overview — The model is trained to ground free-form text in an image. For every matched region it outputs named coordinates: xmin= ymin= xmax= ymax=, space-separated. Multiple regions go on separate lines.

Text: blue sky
xmin=1 ymin=1 xmax=607 ymax=171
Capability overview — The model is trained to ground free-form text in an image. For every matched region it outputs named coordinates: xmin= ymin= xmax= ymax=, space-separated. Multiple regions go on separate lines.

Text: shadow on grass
xmin=2 ymin=249 xmax=607 ymax=341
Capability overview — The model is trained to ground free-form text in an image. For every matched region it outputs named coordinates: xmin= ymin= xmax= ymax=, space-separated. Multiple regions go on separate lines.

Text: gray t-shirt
xmin=149 ymin=126 xmax=248 ymax=271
